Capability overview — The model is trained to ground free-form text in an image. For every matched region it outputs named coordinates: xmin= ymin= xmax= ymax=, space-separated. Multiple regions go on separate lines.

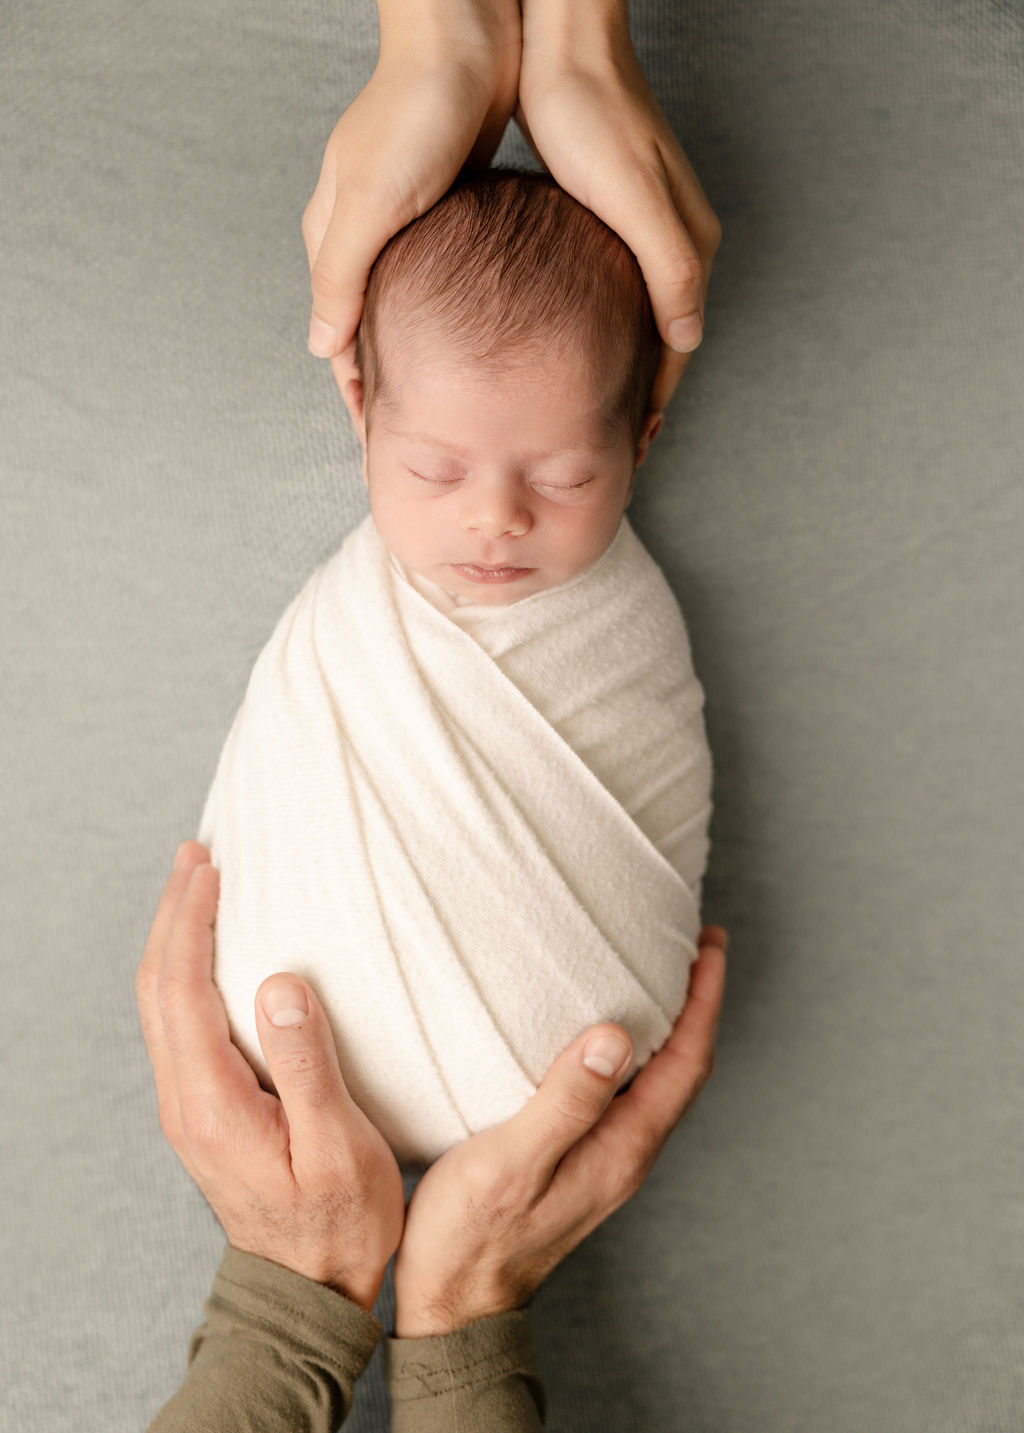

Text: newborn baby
xmin=199 ymin=168 xmax=713 ymax=1168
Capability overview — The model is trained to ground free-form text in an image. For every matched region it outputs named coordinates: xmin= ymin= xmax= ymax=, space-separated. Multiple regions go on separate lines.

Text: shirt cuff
xmin=387 ymin=1308 xmax=547 ymax=1432
xmin=148 ymin=1245 xmax=384 ymax=1433
xmin=206 ymin=1243 xmax=383 ymax=1366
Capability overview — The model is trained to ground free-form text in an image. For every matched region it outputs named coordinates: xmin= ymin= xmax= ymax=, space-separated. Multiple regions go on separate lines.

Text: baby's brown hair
xmin=355 ymin=167 xmax=661 ymax=444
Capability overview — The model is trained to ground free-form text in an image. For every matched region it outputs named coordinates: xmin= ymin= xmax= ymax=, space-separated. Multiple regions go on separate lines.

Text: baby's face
xmin=351 ymin=332 xmax=657 ymax=606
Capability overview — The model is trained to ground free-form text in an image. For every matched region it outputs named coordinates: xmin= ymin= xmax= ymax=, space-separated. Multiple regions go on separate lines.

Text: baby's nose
xmin=462 ymin=482 xmax=532 ymax=539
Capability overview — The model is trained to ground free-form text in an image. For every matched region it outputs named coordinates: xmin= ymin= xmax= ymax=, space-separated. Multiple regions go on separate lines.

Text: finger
xmin=254 ymin=974 xmax=371 ymax=1173
xmin=300 ymin=176 xmax=332 ymax=275
xmin=306 ymin=197 xmax=385 ymax=359
xmin=328 ymin=341 xmax=360 ymax=405
xmin=158 ymin=863 xmax=261 ymax=1117
xmin=663 ymin=151 xmax=722 ymax=283
xmin=698 ymin=924 xmax=729 ymax=951
xmin=136 ymin=840 xmax=210 ymax=1065
xmin=650 ymin=344 xmax=692 ymax=414
xmin=305 ymin=126 xmax=469 ymax=362
xmin=494 ymin=1023 xmax=635 ymax=1199
xmin=601 ymin=939 xmax=727 ymax=1162
xmin=543 ymin=938 xmax=726 ymax=1230
xmin=598 ymin=160 xmax=707 ymax=359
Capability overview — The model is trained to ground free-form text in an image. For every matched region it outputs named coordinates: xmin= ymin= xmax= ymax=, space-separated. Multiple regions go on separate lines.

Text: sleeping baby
xmin=198 ymin=167 xmax=713 ymax=1168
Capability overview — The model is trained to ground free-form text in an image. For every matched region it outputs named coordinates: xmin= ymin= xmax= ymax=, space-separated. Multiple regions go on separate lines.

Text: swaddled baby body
xmin=199 ymin=169 xmax=713 ymax=1168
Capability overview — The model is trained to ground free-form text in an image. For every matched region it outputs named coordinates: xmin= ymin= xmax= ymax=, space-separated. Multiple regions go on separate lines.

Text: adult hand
xmin=516 ymin=0 xmax=722 ymax=412
xmin=393 ymin=926 xmax=727 ymax=1336
xmin=135 ymin=841 xmax=404 ymax=1313
xmin=301 ymin=0 xmax=521 ymax=390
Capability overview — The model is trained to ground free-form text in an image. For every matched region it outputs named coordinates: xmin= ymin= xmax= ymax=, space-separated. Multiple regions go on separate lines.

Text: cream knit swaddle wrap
xmin=199 ymin=513 xmax=712 ymax=1167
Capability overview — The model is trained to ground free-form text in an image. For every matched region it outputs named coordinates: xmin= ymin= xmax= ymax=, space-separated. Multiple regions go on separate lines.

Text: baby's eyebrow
xmin=387 ymin=429 xmax=615 ymax=458
xmin=388 ymin=430 xmax=471 ymax=455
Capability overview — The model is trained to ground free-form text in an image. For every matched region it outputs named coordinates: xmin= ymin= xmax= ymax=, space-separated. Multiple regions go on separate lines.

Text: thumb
xmin=583 ymin=171 xmax=707 ymax=412
xmin=622 ymin=194 xmax=706 ymax=356
xmin=306 ymin=199 xmax=385 ymax=359
xmin=501 ymin=1024 xmax=634 ymax=1198
xmin=254 ymin=974 xmax=364 ymax=1157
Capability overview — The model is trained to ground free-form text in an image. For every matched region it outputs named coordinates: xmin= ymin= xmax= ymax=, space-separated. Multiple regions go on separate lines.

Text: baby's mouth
xmin=450 ymin=562 xmax=535 ymax=584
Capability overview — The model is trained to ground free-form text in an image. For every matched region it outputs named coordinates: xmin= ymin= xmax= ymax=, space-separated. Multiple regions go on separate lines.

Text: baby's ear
xmin=333 ymin=352 xmax=366 ymax=448
xmin=634 ymin=410 xmax=664 ymax=469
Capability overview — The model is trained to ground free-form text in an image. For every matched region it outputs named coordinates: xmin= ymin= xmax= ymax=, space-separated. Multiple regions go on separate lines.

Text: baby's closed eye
xmin=535 ymin=477 xmax=594 ymax=492
xmin=406 ymin=469 xmax=595 ymax=496
xmin=408 ymin=470 xmax=460 ymax=487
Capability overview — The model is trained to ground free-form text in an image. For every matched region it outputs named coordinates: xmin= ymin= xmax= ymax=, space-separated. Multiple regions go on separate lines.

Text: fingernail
xmin=667 ymin=315 xmax=703 ymax=352
xmin=174 ymin=842 xmax=189 ymax=870
xmin=308 ymin=315 xmax=338 ymax=357
xmin=582 ymin=1033 xmax=631 ymax=1079
xmin=263 ymin=982 xmax=310 ymax=1028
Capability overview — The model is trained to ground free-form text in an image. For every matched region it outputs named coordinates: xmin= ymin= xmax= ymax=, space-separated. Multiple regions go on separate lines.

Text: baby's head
xmin=339 ymin=167 xmax=663 ymax=605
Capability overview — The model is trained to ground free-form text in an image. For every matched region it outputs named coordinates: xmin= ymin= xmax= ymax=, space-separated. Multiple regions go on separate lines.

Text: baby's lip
xmin=460 ymin=561 xmax=533 ymax=571
xmin=450 ymin=561 xmax=536 ymax=585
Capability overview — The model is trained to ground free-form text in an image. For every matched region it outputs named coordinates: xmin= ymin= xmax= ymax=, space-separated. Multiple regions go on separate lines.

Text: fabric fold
xmin=199 ymin=513 xmax=712 ymax=1166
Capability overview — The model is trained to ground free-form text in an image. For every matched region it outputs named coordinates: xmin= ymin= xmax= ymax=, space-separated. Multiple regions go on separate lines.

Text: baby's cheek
xmin=558 ymin=505 xmax=622 ymax=574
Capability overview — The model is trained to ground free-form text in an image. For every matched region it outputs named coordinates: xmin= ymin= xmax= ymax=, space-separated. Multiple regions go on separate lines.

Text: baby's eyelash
xmin=407 ymin=470 xmax=593 ymax=492
xmin=410 ymin=471 xmax=459 ymax=486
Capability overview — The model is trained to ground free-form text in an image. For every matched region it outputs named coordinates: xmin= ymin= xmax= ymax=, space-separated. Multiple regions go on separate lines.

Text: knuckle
xmin=273 ymin=1045 xmax=333 ymax=1103
xmin=308 ymin=260 xmax=341 ymax=311
xmin=618 ymin=1150 xmax=652 ymax=1203
xmin=155 ymin=971 xmax=190 ymax=1027
xmin=302 ymin=183 xmax=332 ymax=239
xmin=156 ymin=1095 xmax=182 ymax=1149
xmin=307 ymin=273 xmax=340 ymax=319
xmin=493 ymin=1165 xmax=533 ymax=1214
xmin=622 ymin=1160 xmax=650 ymax=1202
xmin=594 ymin=1151 xmax=635 ymax=1210
xmin=458 ymin=1148 xmax=500 ymax=1197
xmin=706 ymin=212 xmax=723 ymax=253
xmin=688 ymin=1050 xmax=716 ymax=1099
xmin=459 ymin=1149 xmax=517 ymax=1212
xmin=549 ymin=1084 xmax=602 ymax=1133
xmin=178 ymin=1097 xmax=220 ymax=1156
xmin=308 ymin=204 xmax=360 ymax=302
xmin=667 ymin=250 xmax=707 ymax=300
xmin=614 ymin=1128 xmax=658 ymax=1202
xmin=134 ymin=962 xmax=156 ymax=1010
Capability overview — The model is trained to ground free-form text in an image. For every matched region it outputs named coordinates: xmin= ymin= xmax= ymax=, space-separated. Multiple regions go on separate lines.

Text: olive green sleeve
xmin=146 ymin=1244 xmax=383 ymax=1433
xmin=387 ymin=1308 xmax=547 ymax=1432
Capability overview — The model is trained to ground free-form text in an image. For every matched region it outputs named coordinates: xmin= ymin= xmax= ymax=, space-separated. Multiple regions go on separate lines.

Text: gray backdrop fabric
xmin=3 ymin=1 xmax=1022 ymax=1429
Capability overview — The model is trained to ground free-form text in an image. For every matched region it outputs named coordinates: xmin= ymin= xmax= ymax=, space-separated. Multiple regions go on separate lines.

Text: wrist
xmin=250 ymin=1243 xmax=387 ymax=1315
xmin=520 ymin=0 xmax=630 ymax=68
xmin=378 ymin=0 xmax=521 ymax=67
xmin=322 ymin=1268 xmax=387 ymax=1315
xmin=394 ymin=1267 xmax=527 ymax=1338
xmin=395 ymin=1297 xmax=510 ymax=1339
